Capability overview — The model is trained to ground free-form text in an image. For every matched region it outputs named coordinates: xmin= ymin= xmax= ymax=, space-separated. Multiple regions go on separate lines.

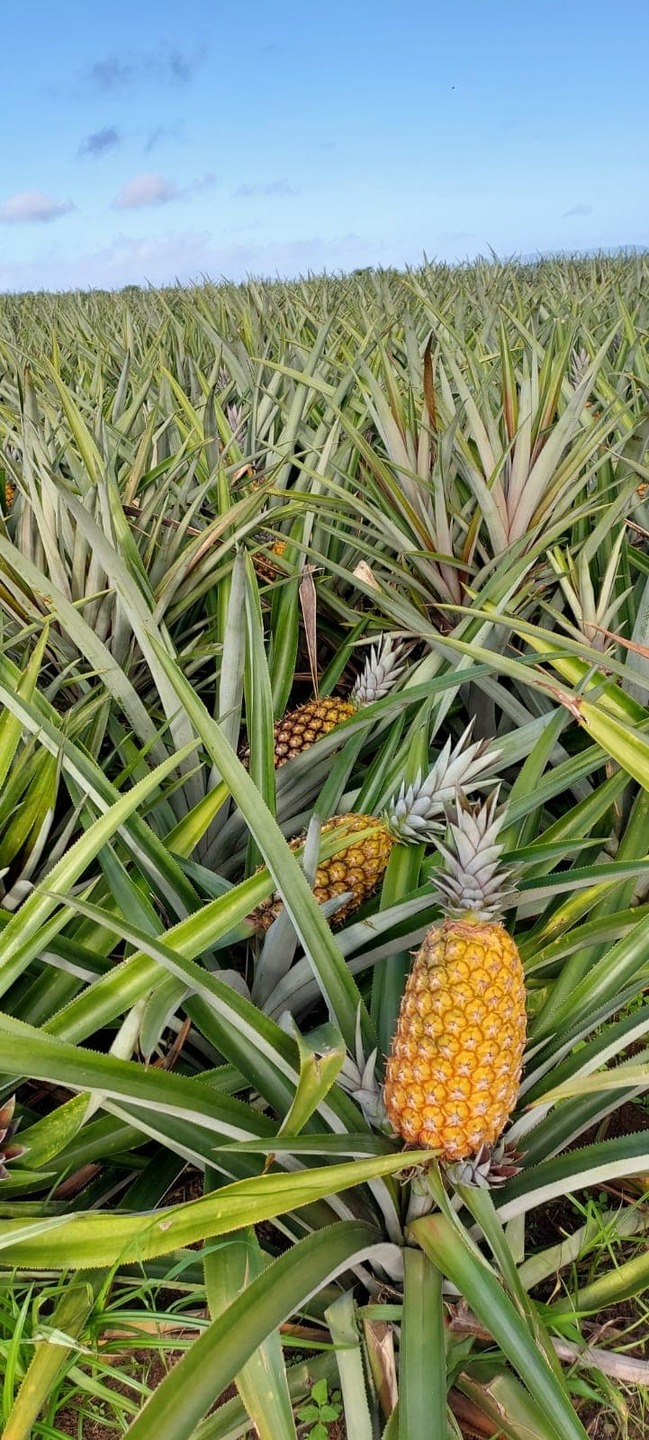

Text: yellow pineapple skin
xmin=272 ymin=696 xmax=356 ymax=767
xmin=240 ymin=691 xmax=355 ymax=768
xmin=252 ymin=813 xmax=395 ymax=931
xmin=384 ymin=919 xmax=526 ymax=1162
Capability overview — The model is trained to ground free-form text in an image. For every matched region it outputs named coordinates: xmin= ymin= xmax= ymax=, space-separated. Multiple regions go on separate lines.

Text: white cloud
xmin=563 ymin=203 xmax=593 ymax=218
xmin=112 ymin=172 xmax=178 ymax=209
xmin=0 ymin=190 xmax=75 ymax=225
xmin=112 ymin=171 xmax=217 ymax=210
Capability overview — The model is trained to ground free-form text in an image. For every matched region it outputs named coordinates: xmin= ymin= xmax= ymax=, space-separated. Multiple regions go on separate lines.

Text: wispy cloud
xmin=563 ymin=202 xmax=592 ymax=217
xmin=0 ymin=190 xmax=75 ymax=225
xmin=84 ymin=44 xmax=202 ymax=94
xmin=145 ymin=122 xmax=184 ymax=154
xmin=112 ymin=171 xmax=217 ymax=211
xmin=87 ymin=58 xmax=131 ymax=92
xmin=79 ymin=125 xmax=121 ymax=158
xmin=234 ymin=178 xmax=298 ymax=199
xmin=187 ymin=172 xmax=217 ymax=197
xmin=166 ymin=50 xmax=198 ymax=83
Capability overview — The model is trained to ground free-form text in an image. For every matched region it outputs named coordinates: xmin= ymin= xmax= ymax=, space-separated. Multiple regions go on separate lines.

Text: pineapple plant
xmin=384 ymin=792 xmax=526 ymax=1165
xmin=0 ymin=261 xmax=646 ymax=1440
xmin=252 ymin=635 xmax=406 ymax=769
xmin=251 ymin=727 xmax=497 ymax=930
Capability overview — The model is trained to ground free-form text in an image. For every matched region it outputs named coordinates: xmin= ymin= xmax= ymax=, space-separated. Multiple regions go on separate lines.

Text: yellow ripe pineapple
xmin=250 ymin=726 xmax=497 ymax=932
xmin=269 ymin=635 xmax=406 ymax=768
xmin=384 ymin=794 xmax=526 ymax=1166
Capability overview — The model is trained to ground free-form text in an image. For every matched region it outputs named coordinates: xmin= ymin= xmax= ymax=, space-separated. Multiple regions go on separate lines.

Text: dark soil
xmin=54 ymin=1352 xmax=180 ymax=1438
xmin=54 ymin=1352 xmax=243 ymax=1438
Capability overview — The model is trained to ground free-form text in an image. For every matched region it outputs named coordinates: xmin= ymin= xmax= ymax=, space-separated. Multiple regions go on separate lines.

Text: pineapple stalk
xmin=384 ymin=793 xmax=526 ymax=1166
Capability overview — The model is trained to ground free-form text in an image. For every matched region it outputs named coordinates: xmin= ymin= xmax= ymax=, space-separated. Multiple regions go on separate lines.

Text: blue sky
xmin=0 ymin=0 xmax=647 ymax=292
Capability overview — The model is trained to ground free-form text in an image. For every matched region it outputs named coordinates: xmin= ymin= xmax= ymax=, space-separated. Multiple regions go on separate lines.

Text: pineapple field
xmin=1 ymin=252 xmax=649 ymax=1437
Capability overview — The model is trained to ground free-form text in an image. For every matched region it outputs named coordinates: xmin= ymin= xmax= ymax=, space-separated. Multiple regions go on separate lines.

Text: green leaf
xmin=497 ymin=1134 xmax=649 ymax=1221
xmin=372 ymin=835 xmax=423 ymax=1055
xmin=218 ymin=548 xmax=247 ymax=751
xmin=148 ymin=633 xmax=372 ymax=1052
xmin=551 ymin=1242 xmax=649 ymax=1316
xmin=412 ymin=1214 xmax=589 ymax=1440
xmin=0 ymin=540 xmax=162 ymax=762
xmin=576 ymin=697 xmax=649 ymax=788
xmin=0 ymin=625 xmax=49 ymax=792
xmin=204 ymin=1205 xmax=296 ymax=1440
xmin=17 ymin=1093 xmax=91 ymax=1168
xmin=455 ymin=1186 xmax=563 ymax=1379
xmin=243 ymin=556 xmax=277 ymax=861
xmin=122 ymin=1222 xmax=377 ymax=1440
xmin=325 ymin=1292 xmax=373 ymax=1440
xmin=0 ymin=1128 xmax=427 ymax=1268
xmin=278 ymin=1027 xmax=346 ymax=1139
xmin=399 ymin=1247 xmax=447 ymax=1440
xmin=0 ymin=739 xmax=198 ymax=997
xmin=535 ymin=1061 xmax=649 ymax=1106
xmin=2 ymin=1271 xmax=103 ymax=1440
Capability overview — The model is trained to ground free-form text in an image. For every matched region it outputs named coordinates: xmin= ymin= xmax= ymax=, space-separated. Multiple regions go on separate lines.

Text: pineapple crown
xmin=351 ymin=635 xmax=407 ymax=706
xmin=570 ymin=346 xmax=590 ymax=389
xmin=434 ymin=790 xmax=517 ymax=920
xmin=384 ymin=724 xmax=500 ymax=844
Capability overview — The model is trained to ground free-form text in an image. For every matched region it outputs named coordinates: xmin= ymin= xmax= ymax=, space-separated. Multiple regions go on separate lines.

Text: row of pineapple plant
xmin=3 ymin=607 xmax=649 ymax=1440
xmin=0 ymin=257 xmax=648 ymax=1437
